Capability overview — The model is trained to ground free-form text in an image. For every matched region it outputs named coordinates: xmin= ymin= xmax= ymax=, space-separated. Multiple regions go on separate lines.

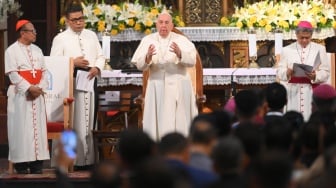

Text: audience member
xmin=189 ymin=113 xmax=218 ymax=172
xmin=90 ymin=160 xmax=121 ymax=188
xmin=115 ymin=129 xmax=156 ymax=188
xmin=130 ymin=156 xmax=188 ymax=188
xmin=249 ymin=150 xmax=293 ymax=188
xmin=311 ymin=83 xmax=336 ymax=113
xmin=264 ymin=82 xmax=287 ymax=124
xmin=263 ymin=116 xmax=292 ymax=151
xmin=233 ymin=122 xmax=263 ymax=163
xmin=209 ymin=110 xmax=232 ymax=137
xmin=158 ymin=132 xmax=217 ymax=188
xmin=233 ymin=89 xmax=262 ymax=128
xmin=208 ymin=135 xmax=246 ymax=188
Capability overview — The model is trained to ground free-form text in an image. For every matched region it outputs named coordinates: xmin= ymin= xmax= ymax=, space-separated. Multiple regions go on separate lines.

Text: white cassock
xmin=5 ymin=41 xmax=50 ymax=163
xmin=132 ymin=32 xmax=198 ymax=141
xmin=50 ymin=28 xmax=105 ymax=166
xmin=277 ymin=42 xmax=330 ymax=120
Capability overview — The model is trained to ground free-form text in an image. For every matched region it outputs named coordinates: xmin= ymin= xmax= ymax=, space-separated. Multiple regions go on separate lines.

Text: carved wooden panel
xmin=181 ymin=0 xmax=225 ymax=26
xmin=230 ymin=42 xmax=249 ymax=68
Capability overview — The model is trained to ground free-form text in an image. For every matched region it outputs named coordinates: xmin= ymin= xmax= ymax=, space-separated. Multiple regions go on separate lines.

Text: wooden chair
xmin=134 ymin=27 xmax=206 ymax=129
xmin=8 ymin=57 xmax=74 ymax=174
xmin=92 ymin=91 xmax=132 ymax=163
xmin=96 ymin=91 xmax=132 ymax=130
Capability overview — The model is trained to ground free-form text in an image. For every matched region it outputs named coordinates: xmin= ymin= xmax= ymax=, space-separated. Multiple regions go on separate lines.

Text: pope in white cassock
xmin=5 ymin=20 xmax=50 ymax=174
xmin=277 ymin=21 xmax=330 ymax=120
xmin=132 ymin=12 xmax=198 ymax=141
xmin=50 ymin=4 xmax=105 ymax=167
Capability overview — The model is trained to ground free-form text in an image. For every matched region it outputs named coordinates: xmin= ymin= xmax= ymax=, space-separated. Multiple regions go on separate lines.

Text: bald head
xmin=156 ymin=12 xmax=174 ymax=38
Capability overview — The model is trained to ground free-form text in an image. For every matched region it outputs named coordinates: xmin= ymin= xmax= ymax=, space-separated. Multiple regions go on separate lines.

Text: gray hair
xmin=295 ymin=27 xmax=313 ymax=34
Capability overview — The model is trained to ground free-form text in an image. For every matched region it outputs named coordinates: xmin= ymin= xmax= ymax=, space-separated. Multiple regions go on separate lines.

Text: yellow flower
xmin=134 ymin=23 xmax=142 ymax=31
xmin=144 ymin=19 xmax=154 ymax=27
xmin=278 ymin=20 xmax=289 ymax=29
xmin=151 ymin=8 xmax=159 ymax=16
xmin=247 ymin=20 xmax=254 ymax=28
xmin=265 ymin=24 xmax=272 ymax=32
xmin=178 ymin=21 xmax=185 ymax=27
xmin=236 ymin=21 xmax=243 ymax=29
xmin=127 ymin=18 xmax=135 ymax=27
xmin=309 ymin=6 xmax=321 ymax=15
xmin=112 ymin=5 xmax=121 ymax=12
xmin=118 ymin=23 xmax=126 ymax=31
xmin=258 ymin=19 xmax=267 ymax=27
xmin=97 ymin=20 xmax=105 ymax=32
xmin=59 ymin=16 xmax=65 ymax=26
xmin=93 ymin=7 xmax=102 ymax=16
xmin=220 ymin=17 xmax=230 ymax=26
xmin=144 ymin=28 xmax=152 ymax=35
xmin=319 ymin=17 xmax=327 ymax=25
xmin=267 ymin=8 xmax=277 ymax=17
xmin=333 ymin=21 xmax=336 ymax=28
xmin=247 ymin=7 xmax=255 ymax=15
xmin=110 ymin=29 xmax=119 ymax=35
xmin=293 ymin=20 xmax=300 ymax=27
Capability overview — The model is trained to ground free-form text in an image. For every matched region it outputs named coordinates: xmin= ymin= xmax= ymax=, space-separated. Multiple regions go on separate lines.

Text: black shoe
xmin=29 ymin=160 xmax=43 ymax=174
xmin=14 ymin=162 xmax=29 ymax=174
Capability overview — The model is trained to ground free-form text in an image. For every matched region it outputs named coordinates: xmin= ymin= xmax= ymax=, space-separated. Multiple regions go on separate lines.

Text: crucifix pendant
xmin=31 ymin=69 xmax=36 ymax=78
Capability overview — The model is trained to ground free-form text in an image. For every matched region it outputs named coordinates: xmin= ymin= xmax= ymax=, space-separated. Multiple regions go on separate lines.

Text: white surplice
xmin=132 ymin=32 xmax=198 ymax=141
xmin=277 ymin=42 xmax=330 ymax=120
xmin=5 ymin=41 xmax=50 ymax=163
xmin=50 ymin=28 xmax=105 ymax=166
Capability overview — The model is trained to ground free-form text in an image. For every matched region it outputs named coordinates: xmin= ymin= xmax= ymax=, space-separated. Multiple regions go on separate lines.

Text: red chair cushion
xmin=47 ymin=122 xmax=64 ymax=132
xmin=106 ymin=110 xmax=119 ymax=117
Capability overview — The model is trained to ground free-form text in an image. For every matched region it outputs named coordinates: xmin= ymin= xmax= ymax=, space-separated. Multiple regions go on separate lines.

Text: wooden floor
xmin=0 ymin=158 xmax=91 ymax=188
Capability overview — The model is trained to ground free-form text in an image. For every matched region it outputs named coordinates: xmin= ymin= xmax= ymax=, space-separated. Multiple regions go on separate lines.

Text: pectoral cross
xmin=31 ymin=69 xmax=36 ymax=78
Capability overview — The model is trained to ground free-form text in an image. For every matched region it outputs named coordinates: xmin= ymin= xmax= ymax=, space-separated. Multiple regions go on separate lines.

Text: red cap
xmin=16 ymin=19 xmax=30 ymax=31
xmin=297 ymin=21 xmax=313 ymax=29
xmin=313 ymin=84 xmax=336 ymax=99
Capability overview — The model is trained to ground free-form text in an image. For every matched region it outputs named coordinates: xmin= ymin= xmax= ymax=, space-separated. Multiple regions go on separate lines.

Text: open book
xmin=293 ymin=52 xmax=321 ymax=77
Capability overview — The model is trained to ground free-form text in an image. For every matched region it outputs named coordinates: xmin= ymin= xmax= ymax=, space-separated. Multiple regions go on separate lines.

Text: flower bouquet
xmin=59 ymin=0 xmax=184 ymax=35
xmin=0 ymin=0 xmax=22 ymax=22
xmin=220 ymin=0 xmax=336 ymax=32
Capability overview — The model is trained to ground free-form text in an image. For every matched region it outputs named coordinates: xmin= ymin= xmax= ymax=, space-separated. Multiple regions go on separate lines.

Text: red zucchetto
xmin=16 ymin=19 xmax=30 ymax=31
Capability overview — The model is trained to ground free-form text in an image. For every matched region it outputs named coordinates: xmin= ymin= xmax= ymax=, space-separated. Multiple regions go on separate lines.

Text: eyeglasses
xmin=69 ymin=16 xmax=85 ymax=23
xmin=22 ymin=29 xmax=37 ymax=34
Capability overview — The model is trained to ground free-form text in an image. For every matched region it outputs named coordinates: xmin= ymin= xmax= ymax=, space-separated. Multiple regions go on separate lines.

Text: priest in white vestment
xmin=132 ymin=12 xmax=198 ymax=141
xmin=50 ymin=4 xmax=105 ymax=167
xmin=5 ymin=20 xmax=50 ymax=174
xmin=277 ymin=21 xmax=330 ymax=120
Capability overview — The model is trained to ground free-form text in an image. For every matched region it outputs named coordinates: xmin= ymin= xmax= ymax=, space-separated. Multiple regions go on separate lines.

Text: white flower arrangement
xmin=0 ymin=0 xmax=22 ymax=22
xmin=59 ymin=0 xmax=185 ymax=35
xmin=220 ymin=0 xmax=336 ymax=32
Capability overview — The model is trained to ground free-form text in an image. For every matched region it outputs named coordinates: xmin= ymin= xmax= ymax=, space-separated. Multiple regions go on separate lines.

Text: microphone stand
xmin=231 ymin=68 xmax=238 ymax=96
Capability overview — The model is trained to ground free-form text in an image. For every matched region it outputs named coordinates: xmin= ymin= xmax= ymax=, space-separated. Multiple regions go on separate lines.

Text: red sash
xmin=18 ymin=70 xmax=42 ymax=85
xmin=288 ymin=77 xmax=319 ymax=88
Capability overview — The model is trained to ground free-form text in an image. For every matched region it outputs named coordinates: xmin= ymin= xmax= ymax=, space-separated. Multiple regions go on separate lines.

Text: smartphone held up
xmin=60 ymin=129 xmax=77 ymax=159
